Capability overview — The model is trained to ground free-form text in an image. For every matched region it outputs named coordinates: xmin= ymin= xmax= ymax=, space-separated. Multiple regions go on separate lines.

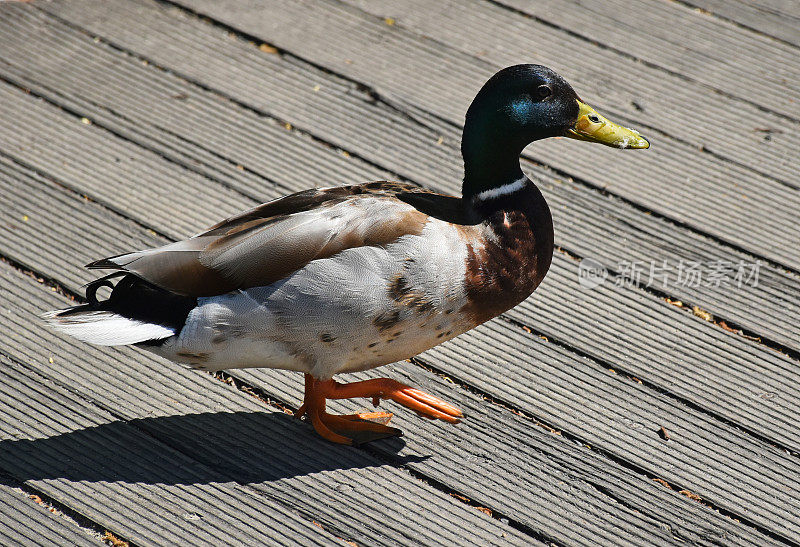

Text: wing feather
xmin=89 ymin=184 xmax=430 ymax=296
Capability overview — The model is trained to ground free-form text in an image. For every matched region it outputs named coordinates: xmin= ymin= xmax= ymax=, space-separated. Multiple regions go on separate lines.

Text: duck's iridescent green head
xmin=462 ymin=65 xmax=648 ymax=200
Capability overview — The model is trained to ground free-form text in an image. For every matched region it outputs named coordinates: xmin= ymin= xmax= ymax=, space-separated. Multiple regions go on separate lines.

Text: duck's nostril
xmin=588 ymin=114 xmax=601 ymax=123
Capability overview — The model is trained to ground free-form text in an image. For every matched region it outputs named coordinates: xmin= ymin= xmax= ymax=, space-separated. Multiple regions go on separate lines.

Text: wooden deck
xmin=0 ymin=0 xmax=798 ymax=545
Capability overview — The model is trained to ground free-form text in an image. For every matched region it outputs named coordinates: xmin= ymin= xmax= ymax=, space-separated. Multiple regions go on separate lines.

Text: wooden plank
xmin=511 ymin=257 xmax=800 ymax=451
xmin=680 ymin=0 xmax=800 ymax=46
xmin=160 ymin=0 xmax=800 ymax=267
xmin=542 ymin=183 xmax=800 ymax=352
xmin=0 ymin=148 xmax=781 ymax=547
xmin=418 ymin=320 xmax=800 ymax=543
xmin=2 ymin=3 xmax=798 ymax=452
xmin=239 ymin=365 xmax=784 ymax=547
xmin=0 ymin=357 xmax=342 ymax=546
xmin=0 ymin=75 xmax=796 ymax=546
xmin=0 ymin=480 xmax=99 ymax=547
xmin=0 ymin=12 xmax=389 ymax=202
xmin=476 ymin=0 xmax=800 ymax=117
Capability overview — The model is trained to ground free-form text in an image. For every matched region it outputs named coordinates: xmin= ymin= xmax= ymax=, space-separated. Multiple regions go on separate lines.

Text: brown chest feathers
xmin=461 ymin=196 xmax=554 ymax=326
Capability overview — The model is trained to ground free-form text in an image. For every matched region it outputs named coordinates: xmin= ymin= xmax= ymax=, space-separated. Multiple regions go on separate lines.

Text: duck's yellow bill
xmin=565 ymin=100 xmax=649 ymax=149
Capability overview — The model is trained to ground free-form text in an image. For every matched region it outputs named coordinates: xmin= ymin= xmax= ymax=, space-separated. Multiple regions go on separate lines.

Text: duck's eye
xmin=588 ymin=114 xmax=601 ymax=123
xmin=535 ymin=85 xmax=551 ymax=100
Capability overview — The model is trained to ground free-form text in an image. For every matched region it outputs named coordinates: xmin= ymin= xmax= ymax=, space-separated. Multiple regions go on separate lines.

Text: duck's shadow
xmin=0 ymin=411 xmax=426 ymax=486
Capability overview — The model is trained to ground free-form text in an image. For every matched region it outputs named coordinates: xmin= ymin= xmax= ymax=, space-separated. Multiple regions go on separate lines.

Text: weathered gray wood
xmin=477 ymin=0 xmax=800 ymax=117
xmin=0 ymin=354 xmax=342 ymax=546
xmin=511 ymin=257 xmax=800 ymax=452
xmin=0 ymin=87 xmax=797 ymax=544
xmin=162 ymin=0 xmax=800 ymax=267
xmin=0 ymin=157 xmax=166 ymax=291
xmin=1 ymin=4 xmax=798 ymax=458
xmin=0 ymin=480 xmax=100 ymax=546
xmin=681 ymin=0 xmax=800 ymax=46
xmin=419 ymin=320 xmax=800 ymax=543
xmin=19 ymin=0 xmax=799 ymax=355
xmin=0 ymin=11 xmax=389 ymax=200
xmin=237 ymin=365 xmax=786 ymax=547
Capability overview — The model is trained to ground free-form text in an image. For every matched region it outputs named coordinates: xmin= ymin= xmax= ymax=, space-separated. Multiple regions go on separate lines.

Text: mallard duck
xmin=45 ymin=65 xmax=648 ymax=445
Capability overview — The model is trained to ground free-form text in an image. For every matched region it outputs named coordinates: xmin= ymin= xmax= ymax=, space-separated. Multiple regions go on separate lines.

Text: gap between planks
xmin=672 ymin=0 xmax=800 ymax=48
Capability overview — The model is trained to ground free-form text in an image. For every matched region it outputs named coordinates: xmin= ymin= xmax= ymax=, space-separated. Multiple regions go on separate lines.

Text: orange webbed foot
xmin=296 ymin=406 xmax=402 ymax=446
xmin=296 ymin=374 xmax=462 ymax=445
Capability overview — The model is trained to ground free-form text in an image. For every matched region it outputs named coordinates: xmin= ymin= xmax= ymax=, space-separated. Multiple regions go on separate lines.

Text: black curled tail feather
xmin=88 ymin=274 xmax=197 ymax=333
xmin=48 ymin=272 xmax=128 ymax=318
xmin=44 ymin=273 xmax=197 ymax=346
xmin=86 ymin=272 xmax=127 ymax=306
xmin=107 ymin=274 xmax=196 ymax=333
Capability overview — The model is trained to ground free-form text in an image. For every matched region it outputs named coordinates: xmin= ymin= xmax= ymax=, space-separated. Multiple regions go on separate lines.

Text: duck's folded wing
xmin=88 ymin=188 xmax=428 ymax=297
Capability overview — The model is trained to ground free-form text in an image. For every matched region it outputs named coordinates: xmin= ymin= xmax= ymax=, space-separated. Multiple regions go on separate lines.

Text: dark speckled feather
xmin=462 ymin=183 xmax=554 ymax=325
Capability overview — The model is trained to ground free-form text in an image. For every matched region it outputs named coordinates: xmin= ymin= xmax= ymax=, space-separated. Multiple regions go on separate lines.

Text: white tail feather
xmin=42 ymin=310 xmax=175 ymax=346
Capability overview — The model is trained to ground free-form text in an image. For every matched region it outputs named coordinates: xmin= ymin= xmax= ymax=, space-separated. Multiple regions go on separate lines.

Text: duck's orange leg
xmin=295 ymin=373 xmax=463 ymax=445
